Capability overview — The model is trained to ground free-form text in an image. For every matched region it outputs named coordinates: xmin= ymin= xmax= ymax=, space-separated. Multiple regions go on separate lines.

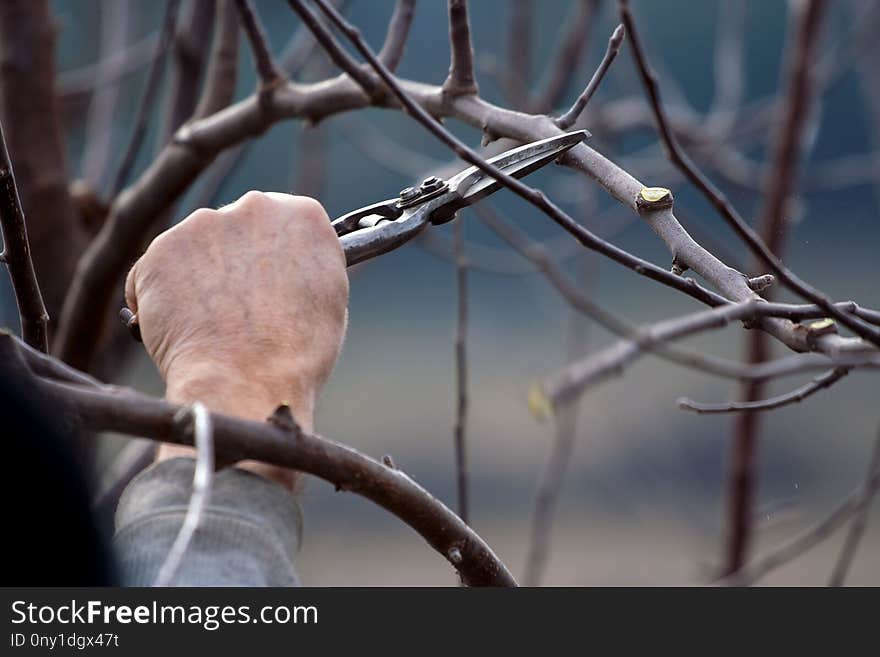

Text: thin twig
xmin=828 ymin=427 xmax=880 ymax=586
xmin=234 ymin=0 xmax=283 ymax=86
xmin=474 ymin=204 xmax=868 ymax=394
xmin=377 ymin=0 xmax=416 ymax=70
xmin=158 ymin=0 xmax=215 ymax=145
xmin=542 ymin=305 xmax=879 ymax=408
xmin=756 ymin=0 xmax=828 ymax=258
xmin=111 ymin=0 xmax=181 ymax=196
xmin=193 ymin=0 xmax=241 ymax=120
xmin=523 ymin=251 xmax=595 ymax=587
xmin=555 ymin=24 xmax=625 ymax=130
xmin=59 ymin=32 xmax=159 ymax=102
xmin=442 ymin=0 xmax=479 ymax=95
xmin=154 ymin=402 xmax=215 ymax=586
xmin=706 ymin=0 xmax=746 ymax=134
xmin=524 ymin=399 xmax=577 ymax=586
xmin=82 ymin=0 xmax=132 ymax=193
xmin=279 ymin=0 xmax=348 ymax=75
xmin=0 ymin=122 xmax=49 ymax=352
xmin=618 ymin=0 xmax=880 ymax=348
xmin=453 ymin=216 xmax=469 ymax=524
xmin=678 ymin=367 xmax=850 ymax=415
xmin=721 ymin=429 xmax=880 ymax=586
xmin=286 ymin=0 xmax=380 ymax=98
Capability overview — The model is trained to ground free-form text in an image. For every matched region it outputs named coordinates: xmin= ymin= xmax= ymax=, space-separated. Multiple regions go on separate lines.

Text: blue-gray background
xmin=9 ymin=0 xmax=878 ymax=584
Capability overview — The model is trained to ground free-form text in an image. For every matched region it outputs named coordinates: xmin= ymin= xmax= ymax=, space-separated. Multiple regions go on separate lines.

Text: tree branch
xmin=618 ymin=0 xmax=880 ymax=348
xmin=442 ymin=0 xmax=479 ymax=96
xmin=452 ymin=216 xmax=469 ymax=524
xmin=720 ymin=428 xmax=880 ymax=586
xmin=377 ymin=0 xmax=415 ymax=70
xmin=729 ymin=0 xmax=828 ymax=577
xmin=555 ymin=23 xmax=625 ymax=130
xmin=523 ymin=252 xmax=596 ymax=587
xmin=158 ymin=0 xmax=215 ymax=145
xmin=531 ymin=0 xmax=597 ymax=114
xmin=193 ymin=0 xmax=241 ymax=120
xmin=474 ymin=203 xmax=871 ymax=401
xmin=54 ymin=1 xmax=878 ymax=374
xmin=542 ymin=304 xmax=879 ymax=409
xmin=523 ymin=397 xmax=577 ymax=586
xmin=111 ymin=0 xmax=181 ymax=195
xmin=286 ymin=0 xmax=381 ymax=99
xmin=678 ymin=367 xmax=850 ymax=415
xmin=81 ymin=0 xmax=132 ymax=193
xmin=0 ymin=0 xmax=87 ymax=324
xmin=234 ymin=0 xmax=283 ymax=86
xmin=828 ymin=426 xmax=880 ymax=586
xmin=0 ymin=123 xmax=49 ymax=352
xmin=59 ymin=32 xmax=158 ymax=104
xmin=3 ymin=332 xmax=515 ymax=587
xmin=302 ymin=0 xmax=729 ymax=314
xmin=706 ymin=0 xmax=746 ymax=134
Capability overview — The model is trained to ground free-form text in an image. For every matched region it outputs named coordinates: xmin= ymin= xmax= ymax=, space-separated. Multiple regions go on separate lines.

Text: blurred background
xmin=4 ymin=0 xmax=879 ymax=584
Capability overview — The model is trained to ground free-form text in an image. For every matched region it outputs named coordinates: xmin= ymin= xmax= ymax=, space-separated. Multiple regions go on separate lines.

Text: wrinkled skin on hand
xmin=125 ymin=191 xmax=349 ymax=489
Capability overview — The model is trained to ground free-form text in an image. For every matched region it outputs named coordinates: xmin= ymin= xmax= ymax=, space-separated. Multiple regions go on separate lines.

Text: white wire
xmin=153 ymin=402 xmax=214 ymax=587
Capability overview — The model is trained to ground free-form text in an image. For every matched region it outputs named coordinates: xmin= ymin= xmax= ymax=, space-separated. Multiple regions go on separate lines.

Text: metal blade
xmin=448 ymin=130 xmax=588 ymax=206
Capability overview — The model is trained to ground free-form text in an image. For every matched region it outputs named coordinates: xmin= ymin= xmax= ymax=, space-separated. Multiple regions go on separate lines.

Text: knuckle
xmin=186 ymin=207 xmax=219 ymax=226
xmin=293 ymin=195 xmax=328 ymax=220
xmin=238 ymin=189 xmax=271 ymax=209
xmin=291 ymin=195 xmax=334 ymax=233
xmin=169 ymin=207 xmax=220 ymax=241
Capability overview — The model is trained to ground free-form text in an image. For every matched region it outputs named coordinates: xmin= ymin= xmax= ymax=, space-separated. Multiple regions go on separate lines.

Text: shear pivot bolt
xmin=420 ymin=176 xmax=444 ymax=193
xmin=399 ymin=186 xmax=420 ymax=202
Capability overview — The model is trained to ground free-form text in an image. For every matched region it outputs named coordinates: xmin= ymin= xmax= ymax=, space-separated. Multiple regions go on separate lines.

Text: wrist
xmin=160 ymin=360 xmax=315 ymax=492
xmin=164 ymin=359 xmax=315 ymax=431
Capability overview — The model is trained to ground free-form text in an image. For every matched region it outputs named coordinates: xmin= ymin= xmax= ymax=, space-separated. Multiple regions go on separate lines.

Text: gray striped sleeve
xmin=113 ymin=457 xmax=303 ymax=587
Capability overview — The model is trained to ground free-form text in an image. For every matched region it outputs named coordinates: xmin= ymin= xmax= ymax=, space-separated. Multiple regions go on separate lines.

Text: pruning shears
xmin=333 ymin=130 xmax=589 ymax=266
xmin=120 ymin=130 xmax=587 ymax=342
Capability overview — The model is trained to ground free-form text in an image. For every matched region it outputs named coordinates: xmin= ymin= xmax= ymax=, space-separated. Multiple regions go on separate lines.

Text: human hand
xmin=125 ymin=191 xmax=349 ymax=488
